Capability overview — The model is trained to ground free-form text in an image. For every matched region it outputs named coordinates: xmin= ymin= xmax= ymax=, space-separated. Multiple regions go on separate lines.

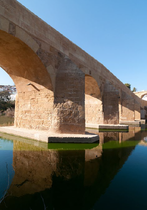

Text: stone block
xmin=16 ymin=26 xmax=39 ymax=52
xmin=0 ymin=16 xmax=9 ymax=32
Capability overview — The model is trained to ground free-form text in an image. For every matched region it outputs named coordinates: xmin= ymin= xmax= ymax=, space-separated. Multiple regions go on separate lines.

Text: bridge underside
xmin=0 ymin=29 xmax=143 ymax=138
xmin=0 ymin=30 xmax=86 ymax=134
xmin=0 ymin=0 xmax=146 ymax=142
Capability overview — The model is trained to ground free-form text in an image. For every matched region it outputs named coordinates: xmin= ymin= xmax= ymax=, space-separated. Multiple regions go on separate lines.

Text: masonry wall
xmin=121 ymin=102 xmax=135 ymax=121
xmin=15 ymin=88 xmax=54 ymax=130
xmin=120 ymin=91 xmax=135 ymax=121
xmin=85 ymin=95 xmax=103 ymax=124
xmin=50 ymin=57 xmax=85 ymax=134
xmin=85 ymin=75 xmax=103 ymax=125
xmin=0 ymin=0 xmax=145 ymax=129
xmin=134 ymin=102 xmax=141 ymax=120
xmin=103 ymin=82 xmax=119 ymax=124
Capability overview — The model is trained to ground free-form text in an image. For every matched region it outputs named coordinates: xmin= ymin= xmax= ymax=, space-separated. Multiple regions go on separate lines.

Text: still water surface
xmin=0 ymin=127 xmax=147 ymax=210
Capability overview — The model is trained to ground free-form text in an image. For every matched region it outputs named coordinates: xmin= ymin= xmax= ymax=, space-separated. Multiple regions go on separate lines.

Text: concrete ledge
xmin=120 ymin=120 xmax=146 ymax=126
xmin=86 ymin=124 xmax=99 ymax=129
xmin=0 ymin=126 xmax=99 ymax=143
xmin=48 ymin=134 xmax=98 ymax=143
xmin=98 ymin=124 xmax=128 ymax=130
xmin=86 ymin=123 xmax=128 ymax=131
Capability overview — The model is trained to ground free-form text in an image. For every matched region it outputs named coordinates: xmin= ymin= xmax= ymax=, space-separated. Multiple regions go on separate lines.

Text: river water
xmin=0 ymin=126 xmax=147 ymax=210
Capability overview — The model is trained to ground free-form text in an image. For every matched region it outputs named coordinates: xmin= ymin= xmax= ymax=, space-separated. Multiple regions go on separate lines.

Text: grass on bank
xmin=102 ymin=140 xmax=140 ymax=149
xmin=0 ymin=115 xmax=14 ymax=126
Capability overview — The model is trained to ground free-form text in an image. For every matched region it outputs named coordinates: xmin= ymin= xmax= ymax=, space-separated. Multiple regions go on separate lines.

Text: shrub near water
xmin=0 ymin=108 xmax=14 ymax=126
xmin=0 ymin=115 xmax=14 ymax=126
xmin=0 ymin=90 xmax=15 ymax=126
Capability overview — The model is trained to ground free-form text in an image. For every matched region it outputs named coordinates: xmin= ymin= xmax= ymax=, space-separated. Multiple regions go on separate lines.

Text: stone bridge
xmin=134 ymin=91 xmax=147 ymax=99
xmin=134 ymin=91 xmax=147 ymax=119
xmin=0 ymin=0 xmax=147 ymax=136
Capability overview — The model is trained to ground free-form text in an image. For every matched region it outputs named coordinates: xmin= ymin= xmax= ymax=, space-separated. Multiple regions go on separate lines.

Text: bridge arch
xmin=0 ymin=0 xmax=143 ymax=135
xmin=134 ymin=91 xmax=147 ymax=100
xmin=85 ymin=75 xmax=103 ymax=126
xmin=141 ymin=93 xmax=147 ymax=100
xmin=0 ymin=29 xmax=54 ymax=130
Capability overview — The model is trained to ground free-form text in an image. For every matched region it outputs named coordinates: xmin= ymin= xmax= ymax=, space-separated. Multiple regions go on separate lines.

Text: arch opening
xmin=141 ymin=94 xmax=147 ymax=101
xmin=0 ymin=69 xmax=16 ymax=125
xmin=0 ymin=30 xmax=54 ymax=130
xmin=85 ymin=75 xmax=103 ymax=126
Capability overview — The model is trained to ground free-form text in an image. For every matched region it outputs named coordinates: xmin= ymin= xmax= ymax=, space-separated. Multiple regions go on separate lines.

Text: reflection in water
xmin=0 ymin=127 xmax=147 ymax=209
xmin=94 ymin=145 xmax=147 ymax=210
xmin=0 ymin=139 xmax=14 ymax=203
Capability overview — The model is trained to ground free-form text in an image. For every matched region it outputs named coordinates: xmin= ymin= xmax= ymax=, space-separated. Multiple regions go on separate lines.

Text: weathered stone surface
xmin=9 ymin=21 xmax=16 ymax=35
xmin=15 ymin=26 xmax=39 ymax=52
xmin=15 ymin=89 xmax=54 ymax=130
xmin=103 ymin=81 xmax=119 ymax=124
xmin=0 ymin=16 xmax=9 ymax=32
xmin=85 ymin=75 xmax=103 ymax=124
xmin=0 ymin=0 xmax=146 ymax=136
xmin=51 ymin=57 xmax=85 ymax=134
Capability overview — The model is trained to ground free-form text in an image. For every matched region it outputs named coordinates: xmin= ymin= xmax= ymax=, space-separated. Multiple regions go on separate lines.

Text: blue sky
xmin=1 ymin=0 xmax=147 ymax=91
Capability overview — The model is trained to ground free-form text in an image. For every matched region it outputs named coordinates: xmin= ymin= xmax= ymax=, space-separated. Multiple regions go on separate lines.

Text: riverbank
xmin=0 ymin=115 xmax=14 ymax=126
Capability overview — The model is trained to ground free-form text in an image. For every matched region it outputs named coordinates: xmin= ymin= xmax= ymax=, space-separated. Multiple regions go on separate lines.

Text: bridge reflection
xmin=1 ymin=127 xmax=146 ymax=209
